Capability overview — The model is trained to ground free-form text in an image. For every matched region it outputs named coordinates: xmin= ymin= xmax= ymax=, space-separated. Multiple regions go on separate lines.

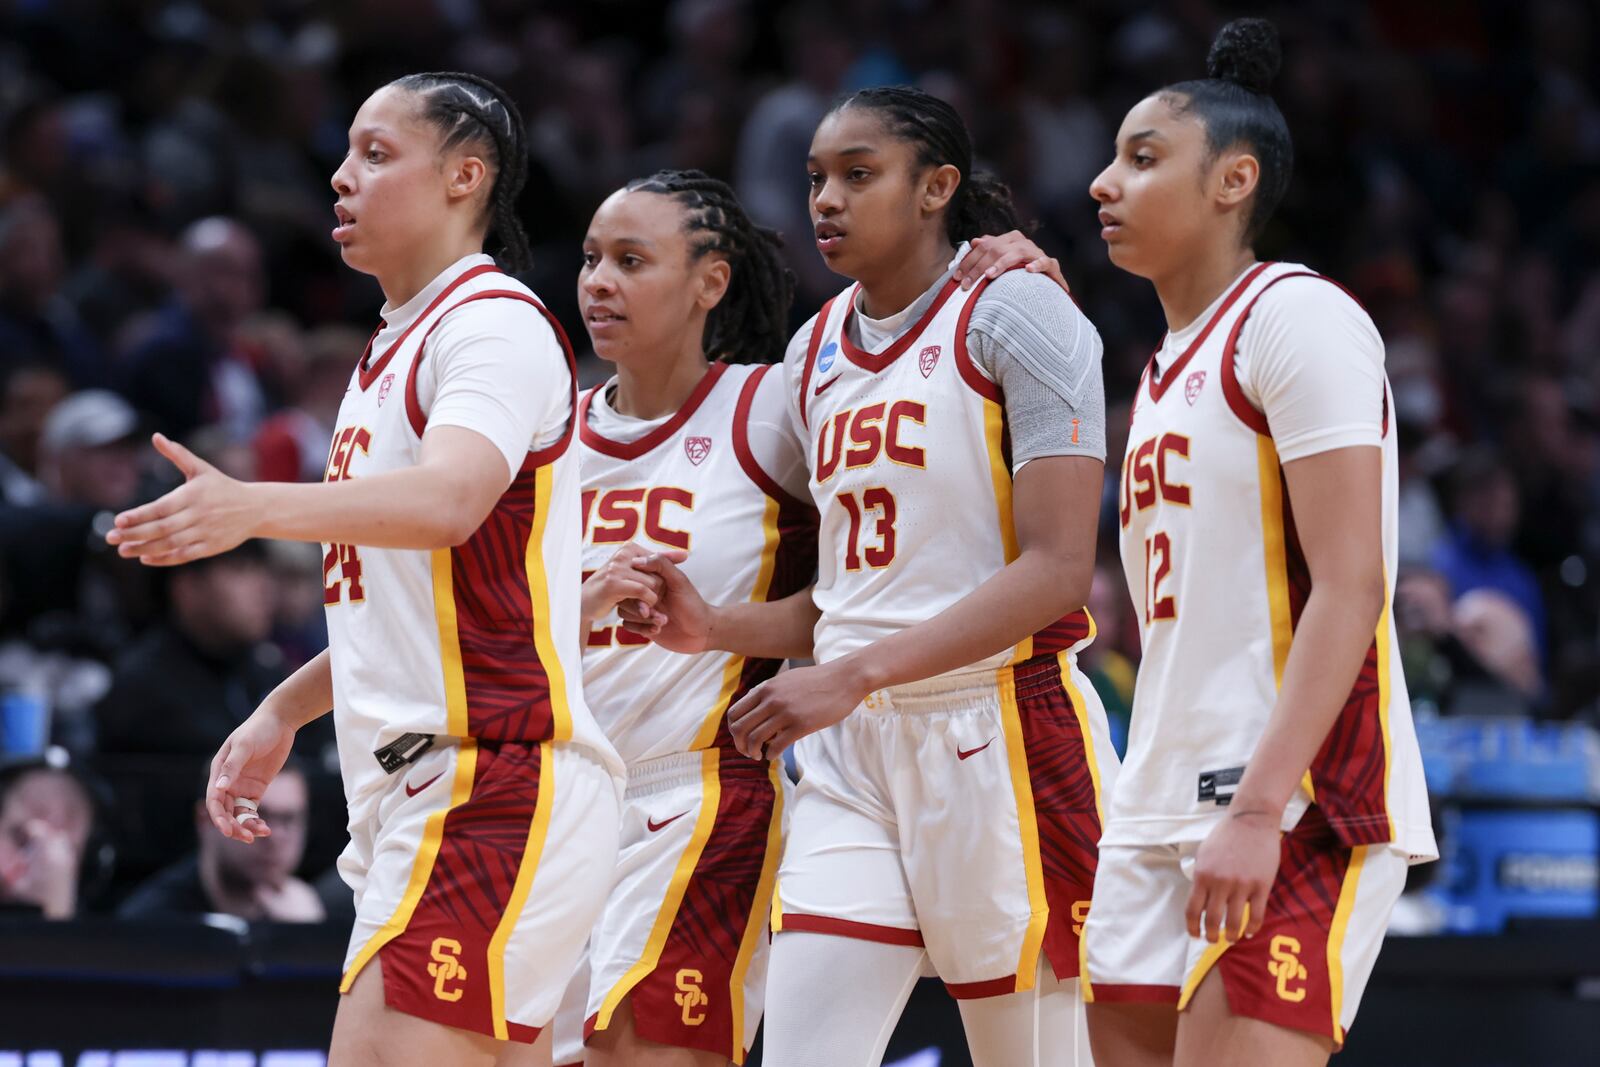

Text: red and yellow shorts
xmin=337 ymin=738 xmax=620 ymax=1043
xmin=1081 ymin=806 xmax=1409 ymax=1046
xmin=552 ymin=748 xmax=785 ymax=1066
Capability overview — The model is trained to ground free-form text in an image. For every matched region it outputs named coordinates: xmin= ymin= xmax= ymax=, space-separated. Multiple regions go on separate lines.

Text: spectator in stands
xmin=118 ymin=757 xmax=325 ymax=923
xmin=0 ymin=391 xmax=155 ymax=671
xmin=0 ymin=755 xmax=100 ymax=919
xmin=36 ymin=390 xmax=143 ymax=512
xmin=1432 ymin=447 xmax=1548 ymax=656
xmin=0 ymin=196 xmax=107 ymax=389
xmin=116 ymin=216 xmax=271 ymax=440
xmin=0 ymin=358 xmax=69 ymax=505
xmin=94 ymin=540 xmax=286 ymax=758
xmin=252 ymin=324 xmax=362 ymax=482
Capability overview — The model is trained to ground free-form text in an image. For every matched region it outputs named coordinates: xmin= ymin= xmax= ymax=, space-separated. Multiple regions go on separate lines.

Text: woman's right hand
xmin=206 ymin=706 xmax=298 ymax=844
xmin=581 ymin=543 xmax=681 ymax=624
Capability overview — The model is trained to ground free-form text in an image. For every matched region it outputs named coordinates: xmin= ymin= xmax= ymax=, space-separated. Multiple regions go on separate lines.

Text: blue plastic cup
xmin=0 ymin=692 xmax=49 ymax=756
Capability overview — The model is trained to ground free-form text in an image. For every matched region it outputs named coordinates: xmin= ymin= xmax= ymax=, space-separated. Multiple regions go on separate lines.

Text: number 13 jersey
xmin=790 ymin=274 xmax=1093 ymax=673
xmin=1112 ymin=261 xmax=1435 ymax=859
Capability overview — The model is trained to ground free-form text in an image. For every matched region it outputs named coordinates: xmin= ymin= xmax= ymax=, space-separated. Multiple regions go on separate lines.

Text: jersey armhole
xmin=404 ymin=290 xmax=580 ymax=467
xmin=951 ymin=270 xmax=1009 ymax=403
xmin=796 ymin=297 xmax=838 ymax=431
xmin=1217 ymin=271 xmax=1346 ymax=439
xmin=733 ymin=364 xmax=811 ymax=510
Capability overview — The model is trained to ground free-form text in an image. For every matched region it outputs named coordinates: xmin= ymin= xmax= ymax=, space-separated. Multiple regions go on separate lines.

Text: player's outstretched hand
xmin=952 ymin=231 xmax=1071 ymax=295
xmin=618 ymin=552 xmax=714 ymax=654
xmin=1185 ymin=809 xmax=1280 ymax=944
xmin=207 ymin=707 xmax=298 ymax=844
xmin=106 ymin=433 xmax=256 ymax=566
xmin=582 ymin=543 xmax=677 ymax=624
xmin=726 ymin=662 xmax=866 ymax=761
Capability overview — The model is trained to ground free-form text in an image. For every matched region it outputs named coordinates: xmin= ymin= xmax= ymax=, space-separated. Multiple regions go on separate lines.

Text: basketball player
xmin=556 ymin=169 xmax=1071 ymax=1067
xmin=624 ymin=87 xmax=1116 ymax=1067
xmin=1081 ymin=20 xmax=1437 ymax=1067
xmin=107 ymin=72 xmax=623 ymax=1067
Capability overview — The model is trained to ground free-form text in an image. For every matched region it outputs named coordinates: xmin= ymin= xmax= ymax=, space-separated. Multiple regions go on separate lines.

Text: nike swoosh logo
xmin=404 ymin=771 xmax=445 ymax=797
xmin=957 ymin=739 xmax=995 ymax=761
xmin=647 ymin=811 xmax=690 ymax=833
xmin=813 ymin=375 xmax=840 ymax=397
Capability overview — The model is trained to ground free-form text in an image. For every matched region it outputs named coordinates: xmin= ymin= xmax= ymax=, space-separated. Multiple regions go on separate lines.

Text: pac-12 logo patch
xmin=1184 ymin=370 xmax=1206 ymax=405
xmin=377 ymin=373 xmax=396 ymax=406
xmin=817 ymin=340 xmax=838 ymax=373
xmin=919 ymin=344 xmax=941 ymax=378
xmin=685 ymin=436 xmax=712 ymax=465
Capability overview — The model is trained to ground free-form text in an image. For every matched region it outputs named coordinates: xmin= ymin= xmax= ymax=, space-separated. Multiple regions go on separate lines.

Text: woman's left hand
xmin=727 ymin=661 xmax=869 ymax=760
xmin=1185 ymin=809 xmax=1282 ymax=943
xmin=953 ymin=231 xmax=1071 ymax=295
xmin=106 ymin=433 xmax=258 ymax=566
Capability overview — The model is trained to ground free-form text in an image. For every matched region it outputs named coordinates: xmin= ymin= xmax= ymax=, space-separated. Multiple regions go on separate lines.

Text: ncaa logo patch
xmin=817 ymin=341 xmax=838 ymax=373
xmin=685 ymin=436 xmax=712 ymax=465
xmin=919 ymin=344 xmax=941 ymax=378
xmin=377 ymin=373 xmax=396 ymax=406
xmin=1185 ymin=370 xmax=1206 ymax=405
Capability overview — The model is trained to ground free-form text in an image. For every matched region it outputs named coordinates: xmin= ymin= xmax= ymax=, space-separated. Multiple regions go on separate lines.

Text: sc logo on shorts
xmin=429 ymin=937 xmax=469 ymax=1002
xmin=1267 ymin=934 xmax=1308 ymax=1003
xmin=675 ymin=968 xmax=709 ymax=1026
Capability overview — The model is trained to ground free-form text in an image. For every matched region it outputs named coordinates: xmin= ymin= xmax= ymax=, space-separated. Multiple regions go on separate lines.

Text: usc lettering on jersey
xmin=580 ymin=363 xmax=817 ymax=765
xmin=795 ymin=275 xmax=1093 ymax=672
xmin=1111 ymin=261 xmax=1434 ymax=857
xmin=324 ymin=262 xmax=621 ymax=815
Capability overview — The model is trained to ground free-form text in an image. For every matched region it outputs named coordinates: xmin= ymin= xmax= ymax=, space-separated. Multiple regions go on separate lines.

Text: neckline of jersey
xmin=355 ymin=263 xmax=504 ymax=391
xmin=1146 ymin=261 xmax=1273 ymax=404
xmin=839 ymin=277 xmax=963 ymax=373
xmin=579 ymin=360 xmax=731 ymax=460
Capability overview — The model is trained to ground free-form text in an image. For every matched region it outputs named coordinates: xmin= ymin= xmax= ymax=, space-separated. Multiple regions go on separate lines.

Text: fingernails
xmin=216 ymin=776 xmax=229 ymax=789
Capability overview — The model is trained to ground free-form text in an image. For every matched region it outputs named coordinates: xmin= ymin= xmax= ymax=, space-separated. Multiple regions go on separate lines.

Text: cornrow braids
xmin=829 ymin=86 xmax=1022 ymax=245
xmin=625 ymin=169 xmax=796 ymax=365
xmin=389 ymin=71 xmax=533 ymax=273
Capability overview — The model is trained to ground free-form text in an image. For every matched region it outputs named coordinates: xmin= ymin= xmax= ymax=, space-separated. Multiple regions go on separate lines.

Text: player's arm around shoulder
xmin=971 ymin=267 xmax=1107 ymax=610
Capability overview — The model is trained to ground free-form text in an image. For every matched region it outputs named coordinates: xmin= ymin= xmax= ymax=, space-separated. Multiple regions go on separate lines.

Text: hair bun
xmin=1206 ymin=18 xmax=1281 ymax=94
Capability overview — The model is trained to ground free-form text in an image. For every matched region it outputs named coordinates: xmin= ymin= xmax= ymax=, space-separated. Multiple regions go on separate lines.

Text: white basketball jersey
xmin=323 ymin=262 xmax=620 ymax=815
xmin=795 ymin=275 xmax=1093 ymax=671
xmin=579 ymin=362 xmax=817 ymax=766
xmin=1111 ymin=261 xmax=1434 ymax=857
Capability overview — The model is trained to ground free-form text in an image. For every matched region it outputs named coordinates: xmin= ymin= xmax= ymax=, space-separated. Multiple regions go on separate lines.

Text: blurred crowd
xmin=0 ymin=0 xmax=1595 ymax=922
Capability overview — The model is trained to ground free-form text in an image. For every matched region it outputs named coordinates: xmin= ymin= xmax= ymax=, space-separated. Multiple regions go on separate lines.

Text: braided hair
xmin=389 ymin=71 xmax=533 ymax=273
xmin=624 ymin=169 xmax=795 ymax=365
xmin=828 ymin=86 xmax=1022 ymax=245
xmin=1160 ymin=19 xmax=1293 ymax=246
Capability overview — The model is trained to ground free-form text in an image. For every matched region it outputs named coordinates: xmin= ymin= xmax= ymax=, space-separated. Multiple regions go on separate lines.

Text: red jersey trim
xmin=358 ymin=263 xmax=503 ymax=390
xmin=952 ymin=271 xmax=1006 ymax=403
xmin=840 ymin=277 xmax=962 ymax=373
xmin=732 ymin=364 xmax=809 ymax=511
xmin=1217 ymin=270 xmax=1326 ymax=437
xmin=945 ymin=975 xmax=1024 ymax=999
xmin=797 ymin=295 xmax=839 ymax=431
xmin=1087 ymin=983 xmax=1181 ymax=1004
xmin=578 ymin=361 xmax=731 ymax=460
xmin=778 ymin=913 xmax=924 ymax=947
xmin=403 ymin=290 xmax=580 ymax=468
xmin=1147 ymin=261 xmax=1272 ymax=405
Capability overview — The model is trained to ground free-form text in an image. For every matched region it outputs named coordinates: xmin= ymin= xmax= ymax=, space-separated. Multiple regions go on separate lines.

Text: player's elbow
xmin=428 ymin=490 xmax=498 ymax=548
xmin=1035 ymin=548 xmax=1095 ymax=620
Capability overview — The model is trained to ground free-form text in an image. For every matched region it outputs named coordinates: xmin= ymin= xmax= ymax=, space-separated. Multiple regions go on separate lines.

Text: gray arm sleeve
xmin=966 ymin=270 xmax=1107 ymax=467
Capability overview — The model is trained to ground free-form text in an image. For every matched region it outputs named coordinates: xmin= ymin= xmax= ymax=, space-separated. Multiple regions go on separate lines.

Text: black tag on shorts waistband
xmin=374 ymin=732 xmax=435 ymax=774
xmin=1197 ymin=766 xmax=1244 ymax=806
